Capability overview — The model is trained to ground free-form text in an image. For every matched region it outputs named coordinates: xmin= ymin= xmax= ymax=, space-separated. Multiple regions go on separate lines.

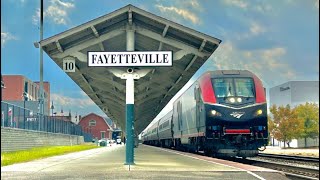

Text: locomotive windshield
xmin=212 ymin=78 xmax=255 ymax=98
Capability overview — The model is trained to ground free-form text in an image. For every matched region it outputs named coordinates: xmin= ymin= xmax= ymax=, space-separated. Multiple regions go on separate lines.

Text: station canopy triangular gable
xmin=40 ymin=4 xmax=221 ymax=135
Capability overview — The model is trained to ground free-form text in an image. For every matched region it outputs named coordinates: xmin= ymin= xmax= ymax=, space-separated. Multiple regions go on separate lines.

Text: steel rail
xmin=258 ymin=153 xmax=319 ymax=163
xmin=237 ymin=158 xmax=319 ymax=180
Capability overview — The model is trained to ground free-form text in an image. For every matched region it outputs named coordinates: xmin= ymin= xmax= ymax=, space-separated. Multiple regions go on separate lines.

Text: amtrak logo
xmin=230 ymin=112 xmax=245 ymax=118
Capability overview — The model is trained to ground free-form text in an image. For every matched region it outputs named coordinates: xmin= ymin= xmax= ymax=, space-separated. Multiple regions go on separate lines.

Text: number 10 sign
xmin=63 ymin=56 xmax=76 ymax=72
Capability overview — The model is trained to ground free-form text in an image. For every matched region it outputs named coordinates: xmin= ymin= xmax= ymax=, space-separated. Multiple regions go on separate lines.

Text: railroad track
xmin=257 ymin=153 xmax=319 ymax=163
xmin=252 ymin=153 xmax=319 ymax=179
xmin=236 ymin=158 xmax=319 ymax=180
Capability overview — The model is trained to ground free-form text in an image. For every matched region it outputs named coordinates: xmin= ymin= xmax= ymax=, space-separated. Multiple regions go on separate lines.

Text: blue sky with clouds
xmin=1 ymin=0 xmax=319 ymax=122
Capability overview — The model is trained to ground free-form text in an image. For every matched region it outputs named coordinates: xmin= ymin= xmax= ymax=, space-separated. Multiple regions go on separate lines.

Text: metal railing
xmin=1 ymin=101 xmax=87 ymax=137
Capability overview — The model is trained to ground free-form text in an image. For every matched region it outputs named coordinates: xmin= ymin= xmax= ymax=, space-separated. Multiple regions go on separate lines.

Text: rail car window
xmin=212 ymin=78 xmax=235 ymax=97
xmin=234 ymin=78 xmax=255 ymax=97
xmin=163 ymin=121 xmax=169 ymax=128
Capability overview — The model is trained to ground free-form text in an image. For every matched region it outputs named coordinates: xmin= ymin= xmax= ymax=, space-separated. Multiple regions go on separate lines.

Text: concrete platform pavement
xmin=1 ymin=144 xmax=289 ymax=180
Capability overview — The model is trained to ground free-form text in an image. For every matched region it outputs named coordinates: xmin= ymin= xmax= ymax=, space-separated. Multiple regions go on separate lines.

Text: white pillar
xmin=126 ymin=74 xmax=134 ymax=104
xmin=126 ymin=28 xmax=135 ymax=51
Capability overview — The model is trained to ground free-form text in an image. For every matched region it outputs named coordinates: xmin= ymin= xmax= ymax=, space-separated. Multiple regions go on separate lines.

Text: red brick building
xmin=79 ymin=113 xmax=113 ymax=140
xmin=2 ymin=75 xmax=50 ymax=114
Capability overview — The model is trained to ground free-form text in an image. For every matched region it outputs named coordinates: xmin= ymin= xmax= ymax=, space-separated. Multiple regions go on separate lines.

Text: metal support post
xmin=124 ymin=25 xmax=135 ymax=165
xmin=125 ymin=74 xmax=135 ymax=165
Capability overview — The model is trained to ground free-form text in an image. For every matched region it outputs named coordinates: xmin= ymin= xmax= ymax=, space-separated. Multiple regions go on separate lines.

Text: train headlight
xmin=255 ymin=109 xmax=263 ymax=116
xmin=229 ymin=97 xmax=235 ymax=103
xmin=237 ymin=97 xmax=242 ymax=103
xmin=211 ymin=110 xmax=221 ymax=116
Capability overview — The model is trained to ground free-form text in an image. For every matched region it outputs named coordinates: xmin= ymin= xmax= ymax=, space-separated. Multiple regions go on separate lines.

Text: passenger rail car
xmin=142 ymin=70 xmax=268 ymax=158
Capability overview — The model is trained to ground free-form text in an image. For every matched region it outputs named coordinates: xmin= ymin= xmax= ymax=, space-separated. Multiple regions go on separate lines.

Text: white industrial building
xmin=269 ymin=81 xmax=319 ymax=148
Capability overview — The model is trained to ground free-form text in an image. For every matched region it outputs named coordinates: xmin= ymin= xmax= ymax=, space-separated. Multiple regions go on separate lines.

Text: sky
xmin=1 ymin=0 xmax=319 ymax=128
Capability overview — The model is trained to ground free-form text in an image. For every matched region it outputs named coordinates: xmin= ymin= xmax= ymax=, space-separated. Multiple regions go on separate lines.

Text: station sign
xmin=27 ymin=118 xmax=37 ymax=121
xmin=88 ymin=51 xmax=172 ymax=67
xmin=63 ymin=56 xmax=76 ymax=72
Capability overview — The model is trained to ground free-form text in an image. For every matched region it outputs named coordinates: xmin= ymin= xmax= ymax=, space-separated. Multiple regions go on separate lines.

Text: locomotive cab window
xmin=212 ymin=78 xmax=235 ymax=97
xmin=234 ymin=78 xmax=255 ymax=98
xmin=212 ymin=78 xmax=255 ymax=104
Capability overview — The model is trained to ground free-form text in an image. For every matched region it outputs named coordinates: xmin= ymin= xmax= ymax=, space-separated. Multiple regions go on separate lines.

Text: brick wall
xmin=79 ymin=113 xmax=112 ymax=140
xmin=1 ymin=127 xmax=84 ymax=152
xmin=2 ymin=75 xmax=24 ymax=101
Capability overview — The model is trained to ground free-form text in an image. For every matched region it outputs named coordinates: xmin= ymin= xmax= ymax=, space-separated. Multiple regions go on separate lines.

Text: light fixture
xmin=33 ymin=42 xmax=39 ymax=48
xmin=237 ymin=97 xmax=242 ymax=103
xmin=229 ymin=97 xmax=235 ymax=103
xmin=211 ymin=110 xmax=217 ymax=115
xmin=256 ymin=109 xmax=263 ymax=116
xmin=211 ymin=110 xmax=221 ymax=116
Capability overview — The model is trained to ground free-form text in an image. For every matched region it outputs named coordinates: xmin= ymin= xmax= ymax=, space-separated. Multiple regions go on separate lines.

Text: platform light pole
xmin=34 ymin=0 xmax=45 ymax=131
xmin=23 ymin=92 xmax=28 ymax=129
xmin=50 ymin=101 xmax=54 ymax=117
xmin=1 ymin=75 xmax=5 ymax=127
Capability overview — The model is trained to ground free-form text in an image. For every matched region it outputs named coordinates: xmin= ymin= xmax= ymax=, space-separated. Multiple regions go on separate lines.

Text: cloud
xmin=1 ymin=32 xmax=18 ymax=47
xmin=211 ymin=41 xmax=295 ymax=87
xmin=253 ymin=4 xmax=273 ymax=14
xmin=183 ymin=0 xmax=203 ymax=11
xmin=235 ymin=21 xmax=267 ymax=40
xmin=261 ymin=47 xmax=286 ymax=60
xmin=32 ymin=8 xmax=40 ymax=25
xmin=51 ymin=92 xmax=95 ymax=110
xmin=50 ymin=92 xmax=108 ymax=118
xmin=222 ymin=0 xmax=248 ymax=9
xmin=155 ymin=4 xmax=201 ymax=25
xmin=250 ymin=22 xmax=266 ymax=35
xmin=32 ymin=0 xmax=75 ymax=26
xmin=222 ymin=0 xmax=276 ymax=15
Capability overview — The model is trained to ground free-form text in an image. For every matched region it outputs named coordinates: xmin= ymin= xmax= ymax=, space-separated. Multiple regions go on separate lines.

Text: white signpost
xmin=61 ymin=49 xmax=173 ymax=165
xmin=87 ymin=50 xmax=172 ymax=165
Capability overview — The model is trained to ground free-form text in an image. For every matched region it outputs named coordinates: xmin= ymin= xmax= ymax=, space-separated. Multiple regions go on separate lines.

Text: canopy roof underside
xmin=40 ymin=4 xmax=221 ymax=135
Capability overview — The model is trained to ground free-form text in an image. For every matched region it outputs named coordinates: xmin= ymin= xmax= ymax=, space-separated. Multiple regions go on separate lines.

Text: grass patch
xmin=1 ymin=143 xmax=100 ymax=166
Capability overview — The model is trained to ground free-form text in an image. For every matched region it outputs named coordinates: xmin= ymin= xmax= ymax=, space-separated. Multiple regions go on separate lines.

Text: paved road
xmin=1 ymin=144 xmax=289 ymax=180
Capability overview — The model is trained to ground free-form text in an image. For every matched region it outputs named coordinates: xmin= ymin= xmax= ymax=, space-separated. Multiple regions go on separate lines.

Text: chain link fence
xmin=1 ymin=101 xmax=91 ymax=139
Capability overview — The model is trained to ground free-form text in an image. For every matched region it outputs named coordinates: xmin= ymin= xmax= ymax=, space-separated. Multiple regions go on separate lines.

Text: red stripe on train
xmin=252 ymin=74 xmax=266 ymax=103
xmin=199 ymin=73 xmax=216 ymax=104
xmin=225 ymin=129 xmax=251 ymax=134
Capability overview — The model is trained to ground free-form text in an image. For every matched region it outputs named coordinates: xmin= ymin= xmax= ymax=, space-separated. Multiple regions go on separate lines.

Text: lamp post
xmin=22 ymin=92 xmax=28 ymax=129
xmin=1 ymin=75 xmax=5 ymax=127
xmin=33 ymin=0 xmax=44 ymax=131
xmin=50 ymin=101 xmax=54 ymax=117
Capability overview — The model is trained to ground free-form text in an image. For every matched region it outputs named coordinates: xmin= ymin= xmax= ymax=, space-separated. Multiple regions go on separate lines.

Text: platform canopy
xmin=40 ymin=4 xmax=221 ymax=135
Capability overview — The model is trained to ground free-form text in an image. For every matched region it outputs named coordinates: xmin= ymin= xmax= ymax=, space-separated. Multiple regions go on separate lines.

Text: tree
xmin=294 ymin=102 xmax=319 ymax=147
xmin=268 ymin=114 xmax=277 ymax=145
xmin=269 ymin=104 xmax=304 ymax=148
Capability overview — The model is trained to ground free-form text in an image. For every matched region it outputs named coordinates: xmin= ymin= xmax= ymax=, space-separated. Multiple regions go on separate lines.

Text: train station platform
xmin=2 ymin=144 xmax=289 ymax=180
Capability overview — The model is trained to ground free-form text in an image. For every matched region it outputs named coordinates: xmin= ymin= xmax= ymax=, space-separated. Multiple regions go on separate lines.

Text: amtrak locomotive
xmin=142 ymin=70 xmax=268 ymax=158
